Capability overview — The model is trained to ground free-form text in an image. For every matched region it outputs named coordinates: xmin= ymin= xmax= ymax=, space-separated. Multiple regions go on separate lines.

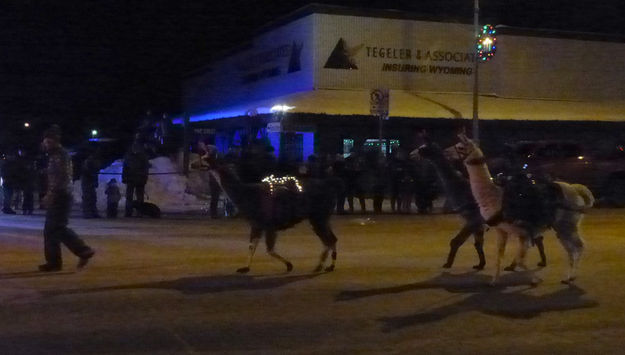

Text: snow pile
xmin=73 ymin=156 xmax=208 ymax=213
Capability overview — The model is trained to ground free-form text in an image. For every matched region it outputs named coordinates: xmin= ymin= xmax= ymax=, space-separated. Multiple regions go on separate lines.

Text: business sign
xmin=266 ymin=122 xmax=282 ymax=133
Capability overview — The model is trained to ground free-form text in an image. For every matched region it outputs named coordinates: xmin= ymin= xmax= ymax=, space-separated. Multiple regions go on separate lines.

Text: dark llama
xmin=209 ymin=161 xmax=341 ymax=273
xmin=415 ymin=140 xmax=547 ymax=270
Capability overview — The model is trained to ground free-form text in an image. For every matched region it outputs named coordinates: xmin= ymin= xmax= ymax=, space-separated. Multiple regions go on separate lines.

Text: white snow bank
xmin=73 ymin=156 xmax=210 ymax=213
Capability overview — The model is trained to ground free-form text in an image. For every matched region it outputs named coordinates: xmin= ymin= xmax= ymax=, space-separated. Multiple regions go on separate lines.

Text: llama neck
xmin=463 ymin=152 xmax=502 ymax=219
xmin=210 ymin=167 xmax=247 ymax=207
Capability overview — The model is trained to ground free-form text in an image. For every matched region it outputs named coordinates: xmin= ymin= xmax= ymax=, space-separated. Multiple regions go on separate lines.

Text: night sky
xmin=1 ymin=0 xmax=624 ymax=148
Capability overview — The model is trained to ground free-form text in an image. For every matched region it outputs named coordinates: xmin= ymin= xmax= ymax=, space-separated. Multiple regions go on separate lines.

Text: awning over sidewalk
xmin=184 ymin=89 xmax=625 ymax=122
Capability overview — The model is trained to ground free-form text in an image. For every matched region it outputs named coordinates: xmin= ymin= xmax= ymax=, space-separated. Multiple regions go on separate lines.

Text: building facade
xmin=181 ymin=4 xmax=625 ymax=159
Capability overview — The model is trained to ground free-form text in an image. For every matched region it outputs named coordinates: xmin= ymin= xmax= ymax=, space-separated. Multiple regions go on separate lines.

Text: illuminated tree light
xmin=476 ymin=24 xmax=497 ymax=62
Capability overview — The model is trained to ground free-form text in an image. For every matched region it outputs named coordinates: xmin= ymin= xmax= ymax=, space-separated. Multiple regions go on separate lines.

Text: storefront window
xmin=343 ymin=139 xmax=354 ymax=157
xmin=363 ymin=139 xmax=400 ymax=155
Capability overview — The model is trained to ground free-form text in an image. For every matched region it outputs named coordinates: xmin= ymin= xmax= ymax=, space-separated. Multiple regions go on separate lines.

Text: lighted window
xmin=363 ymin=139 xmax=400 ymax=155
xmin=343 ymin=139 xmax=354 ymax=157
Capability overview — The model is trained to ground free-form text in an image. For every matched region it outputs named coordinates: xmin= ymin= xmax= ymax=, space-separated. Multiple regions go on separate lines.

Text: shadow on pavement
xmin=43 ymin=272 xmax=325 ymax=297
xmin=0 ymin=270 xmax=75 ymax=279
xmin=335 ymin=271 xmax=598 ymax=332
xmin=336 ymin=271 xmax=497 ymax=301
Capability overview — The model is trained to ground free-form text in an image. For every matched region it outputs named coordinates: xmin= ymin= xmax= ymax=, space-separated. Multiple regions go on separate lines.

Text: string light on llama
xmin=261 ymin=174 xmax=303 ymax=195
xmin=476 ymin=24 xmax=497 ymax=62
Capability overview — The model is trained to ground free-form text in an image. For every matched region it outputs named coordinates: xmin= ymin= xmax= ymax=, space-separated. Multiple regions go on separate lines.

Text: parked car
xmin=501 ymin=140 xmax=625 ymax=207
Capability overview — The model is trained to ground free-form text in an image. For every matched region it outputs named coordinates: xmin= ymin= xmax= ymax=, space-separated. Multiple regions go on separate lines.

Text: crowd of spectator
xmin=198 ymin=139 xmax=442 ymax=216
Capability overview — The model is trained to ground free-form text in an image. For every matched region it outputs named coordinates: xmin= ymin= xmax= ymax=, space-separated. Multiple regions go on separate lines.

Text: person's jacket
xmin=47 ymin=146 xmax=73 ymax=197
xmin=122 ymin=151 xmax=150 ymax=185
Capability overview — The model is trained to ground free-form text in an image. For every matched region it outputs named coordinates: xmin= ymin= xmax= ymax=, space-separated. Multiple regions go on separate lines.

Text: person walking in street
xmin=39 ymin=125 xmax=95 ymax=272
xmin=122 ymin=142 xmax=150 ymax=217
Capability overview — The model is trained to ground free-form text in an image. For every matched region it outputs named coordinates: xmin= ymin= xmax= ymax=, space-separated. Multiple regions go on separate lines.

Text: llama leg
xmin=327 ymin=244 xmax=338 ymax=272
xmin=473 ymin=227 xmax=486 ymax=270
xmin=265 ymin=230 xmax=293 ymax=272
xmin=237 ymin=227 xmax=261 ymax=273
xmin=316 ymin=248 xmax=330 ymax=272
xmin=534 ymin=235 xmax=547 ymax=267
xmin=444 ymin=224 xmax=472 ymax=268
xmin=311 ymin=220 xmax=338 ymax=272
xmin=555 ymin=220 xmax=584 ymax=284
xmin=515 ymin=235 xmax=543 ymax=285
xmin=492 ymin=229 xmax=508 ymax=285
xmin=505 ymin=233 xmax=531 ymax=272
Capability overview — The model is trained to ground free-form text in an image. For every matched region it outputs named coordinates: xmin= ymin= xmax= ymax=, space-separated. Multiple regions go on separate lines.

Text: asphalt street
xmin=1 ymin=209 xmax=624 ymax=354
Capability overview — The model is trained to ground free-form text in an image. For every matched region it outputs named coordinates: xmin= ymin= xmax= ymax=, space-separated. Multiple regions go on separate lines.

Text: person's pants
xmin=81 ymin=185 xmax=98 ymax=217
xmin=2 ymin=186 xmax=14 ymax=212
xmin=125 ymin=183 xmax=145 ymax=216
xmin=107 ymin=202 xmax=118 ymax=218
xmin=22 ymin=188 xmax=34 ymax=213
xmin=209 ymin=177 xmax=220 ymax=218
xmin=44 ymin=192 xmax=91 ymax=266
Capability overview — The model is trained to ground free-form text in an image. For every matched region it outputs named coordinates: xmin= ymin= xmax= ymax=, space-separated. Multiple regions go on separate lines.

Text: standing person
xmin=202 ymin=143 xmax=221 ymax=219
xmin=332 ymin=154 xmax=348 ymax=214
xmin=192 ymin=141 xmax=221 ymax=218
xmin=105 ymin=178 xmax=121 ymax=218
xmin=17 ymin=148 xmax=36 ymax=215
xmin=389 ymin=149 xmax=413 ymax=213
xmin=122 ymin=142 xmax=150 ymax=217
xmin=39 ymin=125 xmax=95 ymax=272
xmin=343 ymin=150 xmax=361 ymax=213
xmin=412 ymin=128 xmax=440 ymax=214
xmin=80 ymin=152 xmax=101 ymax=218
xmin=371 ymin=152 xmax=388 ymax=214
xmin=1 ymin=151 xmax=19 ymax=214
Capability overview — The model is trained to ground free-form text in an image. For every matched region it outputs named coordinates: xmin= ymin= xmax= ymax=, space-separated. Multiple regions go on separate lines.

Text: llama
xmin=451 ymin=133 xmax=594 ymax=284
xmin=416 ymin=140 xmax=547 ymax=270
xmin=208 ymin=160 xmax=340 ymax=274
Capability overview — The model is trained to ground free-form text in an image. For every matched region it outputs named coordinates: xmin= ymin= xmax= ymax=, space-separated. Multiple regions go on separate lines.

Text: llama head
xmin=453 ymin=133 xmax=483 ymax=161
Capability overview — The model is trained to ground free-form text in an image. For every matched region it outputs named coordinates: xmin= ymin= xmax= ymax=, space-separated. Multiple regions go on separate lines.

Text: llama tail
xmin=572 ymin=183 xmax=595 ymax=209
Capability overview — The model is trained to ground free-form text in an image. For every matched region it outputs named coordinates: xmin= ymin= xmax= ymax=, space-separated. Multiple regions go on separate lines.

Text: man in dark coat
xmin=39 ymin=125 xmax=95 ymax=271
xmin=122 ymin=142 xmax=150 ymax=217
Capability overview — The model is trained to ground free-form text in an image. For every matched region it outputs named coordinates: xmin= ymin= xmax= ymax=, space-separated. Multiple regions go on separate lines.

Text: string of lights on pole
xmin=476 ymin=24 xmax=497 ymax=62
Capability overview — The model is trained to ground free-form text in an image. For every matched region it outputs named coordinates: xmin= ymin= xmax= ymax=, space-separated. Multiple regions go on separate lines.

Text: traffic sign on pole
xmin=370 ymin=88 xmax=389 ymax=118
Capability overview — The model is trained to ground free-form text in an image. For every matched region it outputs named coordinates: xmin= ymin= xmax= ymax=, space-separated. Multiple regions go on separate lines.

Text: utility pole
xmin=472 ymin=0 xmax=480 ymax=145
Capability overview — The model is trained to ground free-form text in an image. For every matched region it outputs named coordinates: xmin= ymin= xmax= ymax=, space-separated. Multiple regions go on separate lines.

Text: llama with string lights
xmin=206 ymin=151 xmax=340 ymax=274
